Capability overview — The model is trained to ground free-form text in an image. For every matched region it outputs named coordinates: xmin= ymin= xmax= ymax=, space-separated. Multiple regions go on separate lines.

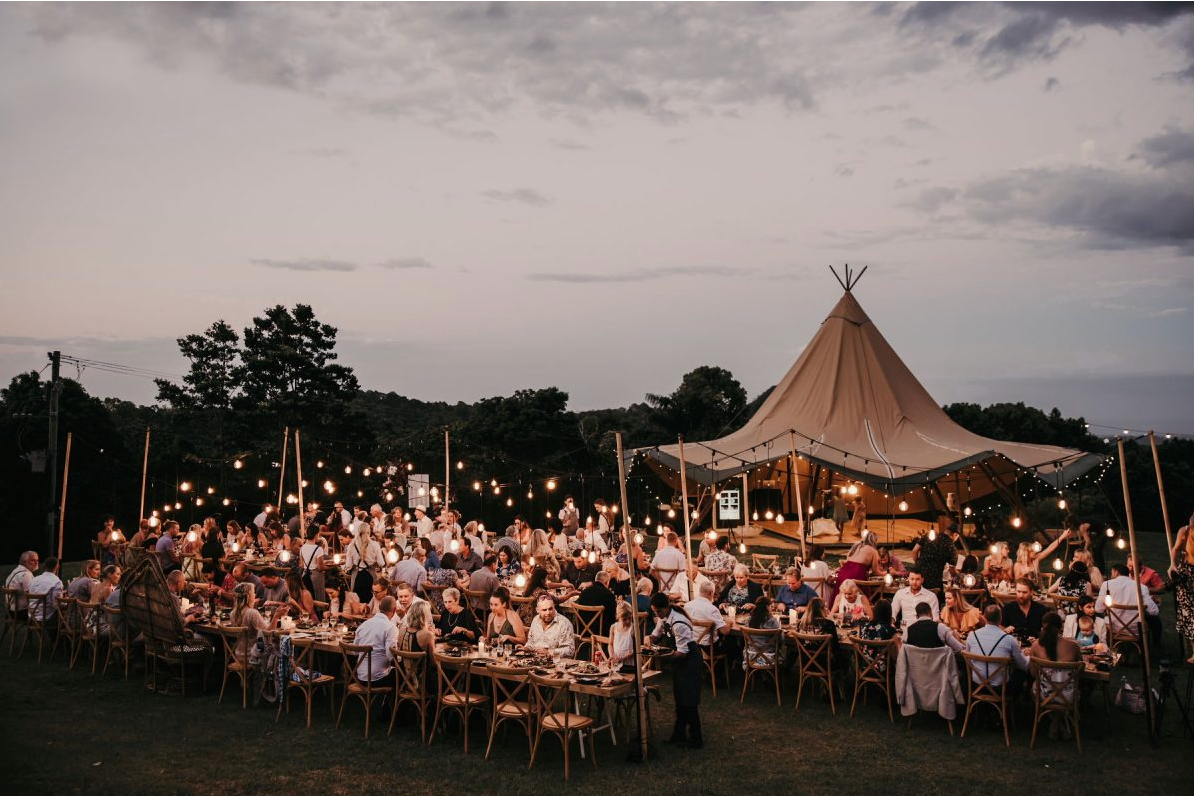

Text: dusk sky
xmin=2 ymin=2 xmax=1192 ymax=434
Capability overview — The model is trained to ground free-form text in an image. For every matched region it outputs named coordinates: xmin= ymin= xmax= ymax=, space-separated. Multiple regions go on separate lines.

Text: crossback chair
xmin=1105 ymin=604 xmax=1143 ymax=661
xmin=217 ymin=626 xmax=252 ymax=708
xmin=990 ymin=591 xmax=1018 ymax=607
xmin=565 ymin=603 xmax=605 ymax=661
xmin=739 ymin=625 xmax=783 ymax=706
xmin=1050 ymin=593 xmax=1079 ymax=615
xmin=422 ymin=583 xmax=450 ymax=613
xmin=430 ymin=650 xmax=490 ymax=753
xmin=751 ymin=553 xmax=779 ymax=572
xmin=854 ymin=580 xmax=885 ymax=604
xmin=849 ymin=635 xmax=896 ymax=721
xmin=511 ymin=594 xmax=535 ymax=615
xmin=692 ymin=619 xmax=729 ymax=696
xmin=21 ymin=591 xmax=55 ymax=662
xmin=1039 ymin=572 xmax=1055 ymax=590
xmin=960 ymin=651 xmax=1013 ymax=746
xmin=800 ymin=576 xmax=828 ymax=604
xmin=337 ymin=641 xmax=392 ymax=738
xmin=2 ymin=587 xmax=25 ymax=653
xmin=101 ymin=604 xmax=132 ymax=679
xmin=485 ymin=663 xmax=534 ymax=759
xmin=73 ymin=600 xmax=103 ymax=673
xmin=699 ymin=568 xmax=731 ymax=595
xmin=389 ymin=648 xmax=430 ymax=741
xmin=52 ymin=595 xmax=78 ymax=664
xmin=278 ymin=636 xmax=336 ymax=728
xmin=1029 ymin=657 xmax=1083 ymax=753
xmin=748 ymin=573 xmax=775 ymax=599
xmin=528 ymin=671 xmax=596 ymax=781
xmin=654 ymin=567 xmax=683 ymax=595
xmin=791 ymin=631 xmax=836 ymax=714
xmin=960 ymin=588 xmax=989 ymax=610
xmin=462 ymin=587 xmax=490 ymax=629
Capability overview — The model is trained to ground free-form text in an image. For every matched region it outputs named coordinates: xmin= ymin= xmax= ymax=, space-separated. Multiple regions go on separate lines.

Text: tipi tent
xmin=633 ymin=288 xmax=1102 ymax=520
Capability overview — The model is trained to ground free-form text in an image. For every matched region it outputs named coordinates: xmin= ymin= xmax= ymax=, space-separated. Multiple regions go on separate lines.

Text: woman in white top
xmin=830 ymin=578 xmax=874 ymax=622
xmin=608 ymin=600 xmax=638 ymax=673
xmin=800 ymin=546 xmax=832 ymax=603
xmin=298 ymin=531 xmax=330 ymax=599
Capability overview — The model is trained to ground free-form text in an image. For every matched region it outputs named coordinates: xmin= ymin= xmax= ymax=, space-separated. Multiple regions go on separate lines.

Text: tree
xmin=646 ymin=365 xmax=748 ymax=440
xmin=155 ymin=320 xmax=240 ymax=411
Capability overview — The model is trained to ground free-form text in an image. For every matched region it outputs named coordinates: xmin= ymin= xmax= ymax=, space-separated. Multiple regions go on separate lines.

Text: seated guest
xmin=1072 ymin=613 xmax=1103 ymax=650
xmin=464 ymin=553 xmax=499 ymax=606
xmin=704 ymin=535 xmax=740 ymax=594
xmin=155 ymin=521 xmax=183 ymax=574
xmin=563 ymin=548 xmax=600 ymax=588
xmin=91 ymin=564 xmax=122 ymax=606
xmin=4 ymin=551 xmax=40 ymax=622
xmin=830 ymin=578 xmax=874 ymax=623
xmin=166 ymin=570 xmax=205 ymax=627
xmin=456 ymin=538 xmax=483 ymax=574
xmin=390 ymin=545 xmax=428 ymax=596
xmin=742 ymin=596 xmax=781 ymax=669
xmin=717 ymin=564 xmax=763 ymax=612
xmin=219 ymin=563 xmax=263 ymax=604
xmin=794 ymin=598 xmax=840 ymax=661
xmin=399 ymin=600 xmax=436 ymax=659
xmin=605 ymin=559 xmax=632 ymax=598
xmin=877 ymin=546 xmax=907 ymax=576
xmin=436 ymin=587 xmax=478 ymax=642
xmin=517 ymin=566 xmax=555 ymax=627
xmin=857 ymin=599 xmax=900 ymax=672
xmin=965 ymin=604 xmax=1030 ymax=693
xmin=608 ymin=601 xmax=640 ymax=673
xmin=1002 ymin=578 xmax=1048 ymax=641
xmin=524 ymin=594 xmax=576 ymax=658
xmin=364 ymin=577 xmax=394 ymax=618
xmin=425 ymin=552 xmax=466 ymax=612
xmin=958 ymin=554 xmax=987 ymax=590
xmin=1063 ymin=596 xmax=1108 ymax=645
xmin=485 ymin=587 xmax=528 ymax=646
xmin=67 ymin=560 xmax=101 ymax=601
xmin=905 ymin=601 xmax=964 ymax=652
xmin=353 ymin=595 xmax=400 ymax=682
xmin=1028 ymin=611 xmax=1082 ymax=739
xmin=257 ymin=568 xmax=289 ymax=608
xmin=891 ymin=569 xmax=939 ymax=635
xmin=1048 ymin=561 xmax=1093 ymax=611
xmin=495 ymin=547 xmax=521 ymax=581
xmin=285 ymin=570 xmax=316 ymax=619
xmin=229 ymin=581 xmax=285 ymax=662
xmin=635 ymin=577 xmax=655 ymax=618
xmin=1096 ymin=562 xmax=1161 ymax=648
xmin=669 ymin=563 xmax=712 ymax=604
xmin=773 ymin=567 xmax=818 ymax=612
xmin=576 ymin=570 xmax=618 ymax=635
xmin=651 ymin=531 xmax=688 ymax=590
xmin=28 ymin=556 xmax=64 ymax=623
xmin=940 ymin=587 xmax=983 ymax=635
xmin=393 ymin=581 xmax=426 ymax=635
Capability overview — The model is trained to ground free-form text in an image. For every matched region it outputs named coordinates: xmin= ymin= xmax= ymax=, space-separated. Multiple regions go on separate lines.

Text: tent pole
xmin=138 ymin=426 xmax=151 ymax=522
xmin=615 ymin=432 xmax=649 ymax=762
xmin=1147 ymin=431 xmax=1176 ymax=568
xmin=677 ymin=436 xmax=695 ymax=594
xmin=789 ymin=431 xmax=807 ymax=560
xmin=1117 ymin=437 xmax=1156 ymax=740
xmin=444 ymin=427 xmax=451 ymax=515
xmin=955 ymin=470 xmax=969 ymax=555
xmin=57 ymin=432 xmax=72 ymax=560
xmin=295 ymin=429 xmax=305 ymax=538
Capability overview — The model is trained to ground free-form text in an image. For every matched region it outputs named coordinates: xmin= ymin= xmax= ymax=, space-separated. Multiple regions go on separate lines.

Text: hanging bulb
xmin=1104 ymin=593 xmax=1114 ymax=608
xmin=206 ymin=486 xmax=216 ymax=495
xmin=403 ymin=513 xmax=411 ymax=521
xmin=691 ymin=509 xmax=700 ymax=519
xmin=708 ymin=530 xmax=718 ymax=542
xmin=417 ymin=487 xmax=426 ymax=496
xmin=884 ymin=573 xmax=893 ymax=586
xmin=527 ymin=490 xmax=534 ymax=500
xmin=194 ymin=497 xmax=204 ymax=506
xmin=1011 ymin=516 xmax=1022 ymax=529
xmin=634 ymin=532 xmax=644 ymax=545
xmin=752 ymin=510 xmax=759 ymax=521
xmin=1116 ymin=538 xmax=1126 ymax=550
xmin=174 ymin=501 xmax=182 ymax=509
xmin=656 ymin=525 xmax=664 ymax=535
xmin=222 ymin=498 xmax=231 ymax=506
xmin=586 ymin=515 xmax=593 ymax=525
xmin=776 ymin=514 xmax=785 ymax=525
xmin=490 ymin=478 xmax=498 ymax=487
xmin=1053 ymin=558 xmax=1063 ymax=571
xmin=506 ymin=498 xmax=514 ymax=507
xmin=928 ymin=529 xmax=937 ymax=541
xmin=667 ymin=508 xmax=676 ymax=519
xmin=546 ymin=479 xmax=556 ymax=490
xmin=148 ymin=515 xmax=161 ymax=527
xmin=587 ymin=550 xmax=597 ymax=564
xmin=384 ymin=492 xmax=394 ymax=502
xmin=528 ymin=556 xmax=536 ymax=567
xmin=494 ymin=486 xmax=501 ymax=495
xmin=611 ymin=505 xmax=619 ymax=514
xmin=1031 ymin=541 xmax=1042 ymax=553
xmin=847 ymin=483 xmax=859 ymax=496
xmin=186 ymin=529 xmax=198 ymax=543
xmin=514 ymin=573 xmax=527 ymax=589
xmin=545 ymin=511 xmax=552 ymax=519
xmin=765 ymin=509 xmax=774 ymax=520
xmin=1057 ymin=498 xmax=1067 ymax=510
xmin=362 ymin=468 xmax=371 ymax=477
xmin=279 ymin=550 xmax=291 ymax=564
xmin=963 ymin=574 xmax=976 ymax=588
xmin=344 ymin=465 xmax=352 ymax=474
xmin=323 ymin=480 xmax=335 ymax=493
xmin=286 ymin=494 xmax=298 ymax=505
xmin=473 ymin=481 xmax=482 ymax=491
xmin=233 ymin=460 xmax=243 ymax=470
xmin=738 ymin=542 xmax=747 ymax=555
xmin=644 ymin=515 xmax=652 ymax=526
xmin=407 ymin=463 xmax=414 ymax=472
xmin=457 ymin=461 xmax=464 ymax=471
xmin=316 ymin=460 xmax=324 ymax=469
xmin=258 ymin=479 xmax=267 ymax=488
xmin=332 ymin=553 xmax=341 ymax=565
xmin=430 ymin=487 xmax=439 ymax=497
xmin=1105 ymin=527 xmax=1115 ymax=537
xmin=230 ymin=541 xmax=239 ymax=553
xmin=478 ymin=523 xmax=486 ymax=533
xmin=357 ymin=490 xmax=364 ymax=498
xmin=300 ymin=479 xmax=309 ymax=489
xmin=387 ymin=547 xmax=399 ymax=564
xmin=898 ymin=500 xmax=909 ymax=512
xmin=963 ymin=506 xmax=972 ymax=517
xmin=989 ymin=544 xmax=999 ymax=555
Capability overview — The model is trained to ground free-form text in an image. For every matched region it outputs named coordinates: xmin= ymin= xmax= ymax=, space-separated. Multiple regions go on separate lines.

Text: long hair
xmin=942 ymin=587 xmax=973 ymax=619
xmin=749 ymin=596 xmax=772 ymax=629
xmin=231 ymin=582 xmax=255 ymax=625
xmin=1039 ymin=611 xmax=1063 ymax=660
xmin=524 ymin=565 xmax=550 ymax=595
xmin=848 ymin=531 xmax=875 ymax=557
xmin=799 ymin=598 xmax=827 ymax=630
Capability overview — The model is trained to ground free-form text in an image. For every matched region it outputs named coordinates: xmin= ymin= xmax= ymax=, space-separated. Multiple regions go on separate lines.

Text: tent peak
xmin=829 ymin=263 xmax=868 ymax=292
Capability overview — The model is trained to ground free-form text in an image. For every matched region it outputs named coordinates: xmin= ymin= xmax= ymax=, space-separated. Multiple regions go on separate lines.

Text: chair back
xmin=1039 ymin=572 xmax=1055 ymax=590
xmin=339 ymin=641 xmax=378 ymax=691
xmin=1105 ymin=603 xmax=1141 ymax=640
xmin=990 ymin=591 xmax=1017 ymax=607
xmin=487 ymin=663 xmax=532 ymax=717
xmin=289 ymin=636 xmax=326 ymax=686
xmin=422 ymin=583 xmax=449 ymax=610
xmin=462 ymin=588 xmax=489 ymax=626
xmin=2 ymin=586 xmax=21 ymax=616
xmin=100 ymin=603 xmax=126 ymax=642
xmin=751 ymin=553 xmax=778 ymax=571
xmin=566 ymin=603 xmax=604 ymax=650
xmin=850 ymin=635 xmax=896 ymax=684
xmin=854 ymin=580 xmax=885 ymax=603
xmin=511 ymin=594 xmax=535 ymax=613
xmin=1049 ymin=593 xmax=1079 ymax=614
xmin=433 ymin=649 xmax=479 ymax=704
xmin=528 ymin=671 xmax=578 ymax=728
xmin=792 ymin=631 xmax=833 ymax=678
xmin=960 ymin=588 xmax=989 ymax=609
xmin=1029 ymin=656 xmax=1082 ymax=709
xmin=393 ymin=648 xmax=428 ymax=699
xmin=740 ymin=625 xmax=781 ymax=670
xmin=747 ymin=573 xmax=774 ymax=597
xmin=654 ymin=567 xmax=683 ymax=593
xmin=56 ymin=595 xmax=78 ymax=634
xmin=959 ymin=650 xmax=1011 ymax=703
xmin=218 ymin=625 xmax=249 ymax=666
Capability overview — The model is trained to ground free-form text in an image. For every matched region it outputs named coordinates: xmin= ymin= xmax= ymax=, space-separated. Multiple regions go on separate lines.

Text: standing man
xmin=648 ymin=592 xmax=703 ymax=749
xmin=559 ymin=495 xmax=581 ymax=538
xmin=413 ymin=506 xmax=434 ymax=539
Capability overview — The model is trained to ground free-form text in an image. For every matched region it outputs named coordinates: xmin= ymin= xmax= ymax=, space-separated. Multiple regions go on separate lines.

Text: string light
xmin=1053 ymin=558 xmax=1063 ymax=571
xmin=1116 ymin=538 xmax=1126 ymax=550
xmin=528 ymin=556 xmax=536 ymax=567
xmin=527 ymin=489 xmax=534 ymax=499
xmin=357 ymin=490 xmax=364 ymax=498
xmin=233 ymin=460 xmax=243 ymax=470
xmin=179 ymin=482 xmax=192 ymax=492
xmin=280 ymin=550 xmax=291 ymax=563
xmin=847 ymin=483 xmax=858 ymax=496
xmin=691 ymin=509 xmax=700 ymax=519
xmin=656 ymin=525 xmax=664 ymax=535
xmin=407 ymin=463 xmax=414 ymax=471
xmin=474 ymin=481 xmax=482 ymax=491
xmin=186 ymin=529 xmax=198 ymax=542
xmin=1105 ymin=527 xmax=1115 ymax=537
xmin=300 ymin=479 xmax=308 ymax=488
xmin=1011 ymin=516 xmax=1022 ymax=529
xmin=1031 ymin=541 xmax=1042 ymax=553
xmin=230 ymin=541 xmax=239 ymax=553
xmin=174 ymin=501 xmax=182 ymax=509
xmin=1104 ymin=593 xmax=1114 ymax=608
xmin=506 ymin=498 xmax=514 ymax=507
xmin=387 ymin=548 xmax=399 ymax=564
xmin=332 ymin=553 xmax=342 ymax=565
xmin=384 ymin=492 xmax=394 ymax=502
xmin=491 ymin=479 xmax=498 ymax=487
xmin=206 ymin=486 xmax=215 ymax=495
xmin=194 ymin=497 xmax=204 ymax=506
xmin=752 ymin=510 xmax=759 ymax=521
xmin=494 ymin=486 xmax=501 ymax=495
xmin=514 ymin=573 xmax=527 ymax=589
xmin=667 ymin=508 xmax=676 ymax=519
xmin=963 ymin=506 xmax=972 ymax=517
xmin=362 ymin=468 xmax=371 ymax=477
xmin=457 ymin=461 xmax=464 ymax=470
xmin=963 ymin=574 xmax=976 ymax=587
xmin=708 ymin=530 xmax=718 ymax=542
xmin=316 ymin=460 xmax=324 ymax=468
xmin=545 ymin=511 xmax=552 ymax=519
xmin=222 ymin=498 xmax=231 ymax=506
xmin=644 ymin=515 xmax=652 ymax=526
xmin=634 ymin=533 xmax=644 ymax=545
xmin=324 ymin=480 xmax=335 ymax=493
xmin=285 ymin=494 xmax=297 ymax=505
xmin=738 ymin=542 xmax=747 ymax=554
xmin=928 ymin=529 xmax=936 ymax=541
xmin=776 ymin=514 xmax=785 ymax=525
xmin=884 ymin=573 xmax=893 ymax=586
xmin=546 ymin=479 xmax=556 ymax=490
xmin=898 ymin=500 xmax=909 ymax=512
xmin=588 ymin=550 xmax=597 ymax=564
xmin=258 ymin=479 xmax=267 ymax=488
xmin=1057 ymin=498 xmax=1067 ymax=510
xmin=344 ymin=465 xmax=352 ymax=474
xmin=765 ymin=509 xmax=775 ymax=520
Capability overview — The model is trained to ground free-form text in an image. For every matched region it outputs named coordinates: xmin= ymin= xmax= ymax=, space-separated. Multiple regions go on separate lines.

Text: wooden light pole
xmin=56 ymin=432 xmax=72 ymax=559
xmin=295 ymin=429 xmax=305 ymax=537
xmin=1147 ymin=431 xmax=1176 ymax=568
xmin=277 ymin=426 xmax=290 ymax=509
xmin=616 ymin=432 xmax=649 ymax=762
xmin=789 ymin=431 xmax=807 ymax=560
xmin=138 ymin=426 xmax=151 ymax=521
xmin=1117 ymin=437 xmax=1155 ymax=740
xmin=677 ymin=436 xmax=694 ymax=593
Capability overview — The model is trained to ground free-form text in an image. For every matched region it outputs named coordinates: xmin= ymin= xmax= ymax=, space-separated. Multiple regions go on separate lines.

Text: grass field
xmin=2 ymin=532 xmax=1192 ymax=795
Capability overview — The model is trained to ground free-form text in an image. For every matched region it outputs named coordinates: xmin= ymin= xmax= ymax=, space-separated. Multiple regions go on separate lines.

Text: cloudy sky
xmin=1 ymin=2 xmax=1192 ymax=434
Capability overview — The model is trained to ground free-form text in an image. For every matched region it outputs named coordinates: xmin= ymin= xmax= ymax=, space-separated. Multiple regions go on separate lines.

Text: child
xmin=1074 ymin=614 xmax=1100 ymax=649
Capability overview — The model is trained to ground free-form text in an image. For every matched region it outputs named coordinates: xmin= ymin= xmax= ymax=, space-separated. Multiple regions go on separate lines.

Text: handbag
xmin=1115 ymin=678 xmax=1146 ymax=714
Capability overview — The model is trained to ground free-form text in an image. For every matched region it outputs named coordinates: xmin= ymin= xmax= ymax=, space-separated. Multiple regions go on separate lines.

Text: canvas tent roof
xmin=634 ymin=290 xmax=1102 ymax=515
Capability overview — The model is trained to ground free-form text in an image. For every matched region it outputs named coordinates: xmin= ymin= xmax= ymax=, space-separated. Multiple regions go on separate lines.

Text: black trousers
xmin=672 ymin=705 xmax=702 ymax=743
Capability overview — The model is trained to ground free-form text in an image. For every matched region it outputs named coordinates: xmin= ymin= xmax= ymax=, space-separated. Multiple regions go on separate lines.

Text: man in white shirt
xmin=558 ymin=496 xmax=581 ymax=537
xmin=669 ymin=563 xmax=713 ymax=604
xmin=652 ymin=531 xmax=688 ymax=593
xmin=391 ymin=545 xmax=427 ymax=595
xmin=525 ymin=595 xmax=576 ymax=658
xmin=392 ymin=581 xmax=427 ymax=637
xmin=594 ymin=499 xmax=612 ymax=539
xmin=353 ymin=595 xmax=399 ymax=682
xmin=413 ymin=506 xmax=435 ymax=539
xmin=4 ymin=550 xmax=39 ymax=620
xmin=1096 ymin=562 xmax=1159 ymax=635
xmin=682 ymin=580 xmax=728 ymax=647
xmin=965 ymin=604 xmax=1030 ymax=692
xmin=27 ymin=556 xmax=64 ymax=623
xmin=332 ymin=502 xmax=352 ymax=528
xmin=252 ymin=504 xmax=274 ymax=530
xmin=891 ymin=570 xmax=940 ymax=635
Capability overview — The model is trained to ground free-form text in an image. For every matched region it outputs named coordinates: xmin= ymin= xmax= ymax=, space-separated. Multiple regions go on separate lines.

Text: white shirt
xmin=892 ymin=586 xmax=939 ymax=633
xmin=683 ymin=596 xmax=725 ymax=646
xmin=4 ymin=565 xmax=35 ymax=611
xmin=344 ymin=537 xmax=384 ymax=571
xmin=652 ymin=545 xmax=686 ymax=573
xmin=1096 ymin=575 xmax=1159 ymax=629
xmin=353 ymin=612 xmax=399 ymax=682
xmin=578 ymin=529 xmax=607 ymax=552
xmin=27 ymin=571 xmax=64 ymax=621
xmin=670 ymin=572 xmax=713 ymax=604
xmin=298 ymin=542 xmax=327 ymax=575
xmin=390 ymin=558 xmax=426 ymax=593
xmin=253 ymin=511 xmax=270 ymax=529
xmin=415 ymin=515 xmax=434 ymax=538
xmin=527 ymin=614 xmax=576 ymax=658
xmin=801 ymin=560 xmax=832 ymax=602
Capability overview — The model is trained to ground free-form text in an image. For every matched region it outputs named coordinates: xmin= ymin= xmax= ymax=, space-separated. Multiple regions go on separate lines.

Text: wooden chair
xmin=800 ymin=576 xmax=828 ymax=604
xmin=430 ymin=650 xmax=489 ymax=753
xmin=2 ymin=587 xmax=24 ymax=653
xmin=528 ymin=671 xmax=596 ymax=781
xmin=791 ymin=631 xmax=836 ymax=714
xmin=960 ymin=651 xmax=1013 ymax=746
xmin=101 ymin=604 xmax=131 ymax=679
xmin=422 ymin=583 xmax=450 ymax=613
xmin=217 ymin=626 xmax=252 ymax=708
xmin=653 ymin=567 xmax=683 ymax=595
xmin=277 ymin=636 xmax=336 ymax=728
xmin=1029 ymin=657 xmax=1083 ymax=753
xmin=990 ymin=591 xmax=1017 ymax=607
xmin=52 ymin=595 xmax=78 ymax=664
xmin=484 ymin=663 xmax=534 ymax=759
xmin=854 ymin=580 xmax=885 ymax=604
xmin=751 ymin=553 xmax=779 ymax=572
xmin=692 ymin=619 xmax=729 ymax=696
xmin=511 ymin=594 xmax=535 ymax=617
xmin=960 ymin=588 xmax=989 ymax=610
xmin=748 ymin=573 xmax=775 ymax=599
xmin=389 ymin=648 xmax=429 ymax=741
xmin=1050 ymin=593 xmax=1079 ymax=615
xmin=1105 ymin=604 xmax=1143 ymax=662
xmin=337 ymin=642 xmax=392 ymax=738
xmin=849 ymin=635 xmax=896 ymax=721
xmin=699 ymin=568 xmax=731 ymax=594
xmin=1039 ymin=572 xmax=1055 ymax=590
xmin=565 ymin=603 xmax=605 ymax=661
xmin=463 ymin=587 xmax=490 ymax=628
xmin=21 ymin=591 xmax=56 ymax=662
xmin=739 ymin=625 xmax=782 ymax=706
xmin=73 ymin=600 xmax=103 ymax=673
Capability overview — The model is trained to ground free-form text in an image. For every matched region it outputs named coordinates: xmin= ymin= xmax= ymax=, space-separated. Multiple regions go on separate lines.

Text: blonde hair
xmin=405 ymin=600 xmax=430 ymax=633
xmin=231 ymin=582 xmax=255 ymax=625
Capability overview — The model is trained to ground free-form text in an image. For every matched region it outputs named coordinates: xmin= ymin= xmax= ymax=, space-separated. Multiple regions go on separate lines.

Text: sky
xmin=1 ymin=2 xmax=1193 ymax=435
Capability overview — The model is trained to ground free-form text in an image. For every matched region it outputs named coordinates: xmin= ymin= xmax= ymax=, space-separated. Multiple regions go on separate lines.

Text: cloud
xmin=903 ymin=116 xmax=936 ymax=132
xmin=1132 ymin=126 xmax=1194 ymax=168
xmin=527 ymin=265 xmax=742 ymax=284
xmin=549 ymin=137 xmax=591 ymax=151
xmin=1043 ymin=76 xmax=1060 ymax=92
xmin=377 ymin=257 xmax=433 ymax=270
xmin=481 ymin=188 xmax=554 ymax=207
xmin=904 ymin=186 xmax=958 ymax=213
xmin=834 ymin=164 xmax=855 ymax=178
xmin=249 ymin=258 xmax=358 ymax=272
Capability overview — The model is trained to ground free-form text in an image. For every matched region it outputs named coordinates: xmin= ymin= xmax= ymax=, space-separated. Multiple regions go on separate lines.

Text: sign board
xmin=408 ymin=474 xmax=430 ymax=508
xmin=718 ymin=489 xmax=740 ymax=522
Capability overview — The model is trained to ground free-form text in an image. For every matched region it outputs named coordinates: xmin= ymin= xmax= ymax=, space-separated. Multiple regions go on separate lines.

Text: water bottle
xmin=329 ymin=594 xmax=339 ymax=624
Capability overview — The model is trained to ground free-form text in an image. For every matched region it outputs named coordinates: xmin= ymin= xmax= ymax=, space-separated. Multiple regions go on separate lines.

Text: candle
xmin=789 ymin=608 xmax=798 ymax=625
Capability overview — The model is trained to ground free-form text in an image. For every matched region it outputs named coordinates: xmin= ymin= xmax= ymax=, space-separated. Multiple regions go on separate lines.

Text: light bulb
xmin=344 ymin=465 xmax=352 ymax=474
xmin=529 ymin=556 xmax=536 ymax=567
xmin=738 ymin=542 xmax=747 ymax=555
xmin=514 ymin=574 xmax=527 ymax=589
xmin=765 ymin=510 xmax=774 ymax=520
xmin=1031 ymin=541 xmax=1042 ymax=553
xmin=546 ymin=479 xmax=556 ymax=490
xmin=407 ymin=463 xmax=414 ymax=471
xmin=478 ymin=523 xmax=486 ymax=533
xmin=963 ymin=574 xmax=976 ymax=587
xmin=989 ymin=544 xmax=999 ymax=555
xmin=316 ymin=460 xmax=324 ymax=469
xmin=494 ymin=486 xmax=501 ymax=495
xmin=1105 ymin=527 xmax=1115 ymax=537
xmin=588 ymin=550 xmax=597 ymax=564
xmin=222 ymin=498 xmax=231 ymax=506
xmin=332 ymin=553 xmax=341 ymax=565
xmin=808 ymin=506 xmax=815 ymax=514
xmin=840 ymin=486 xmax=848 ymax=496
xmin=418 ymin=487 xmax=426 ymax=496
xmin=357 ymin=490 xmax=364 ymax=497
xmin=233 ymin=460 xmax=243 ymax=470
xmin=884 ymin=573 xmax=893 ymax=586
xmin=847 ymin=484 xmax=858 ymax=496
xmin=527 ymin=490 xmax=534 ymax=500
xmin=644 ymin=515 xmax=652 ymax=525
xmin=928 ymin=529 xmax=937 ymax=541
xmin=898 ymin=500 xmax=909 ymax=512
xmin=149 ymin=515 xmax=161 ymax=527
xmin=1057 ymin=498 xmax=1067 ymax=510
xmin=506 ymin=498 xmax=513 ymax=507
xmin=708 ymin=531 xmax=718 ymax=542
xmin=667 ymin=509 xmax=676 ymax=519
xmin=1104 ymin=593 xmax=1114 ymax=608
xmin=545 ymin=511 xmax=551 ymax=519
xmin=206 ymin=486 xmax=215 ymax=495
xmin=300 ymin=479 xmax=308 ymax=488
xmin=387 ymin=548 xmax=399 ymax=564
xmin=186 ymin=530 xmax=198 ymax=542
xmin=179 ymin=481 xmax=191 ymax=492
xmin=776 ymin=514 xmax=785 ymax=524
xmin=449 ymin=539 xmax=460 ymax=553
xmin=430 ymin=487 xmax=439 ymax=497
xmin=752 ymin=510 xmax=759 ymax=521
xmin=258 ymin=479 xmax=267 ymax=488
xmin=174 ymin=501 xmax=182 ymax=509
xmin=691 ymin=509 xmax=700 ymax=519
xmin=230 ymin=541 xmax=239 ymax=553
xmin=384 ymin=492 xmax=393 ymax=502
xmin=586 ymin=515 xmax=593 ymax=524
xmin=634 ymin=533 xmax=644 ymax=545
xmin=1053 ymin=558 xmax=1063 ymax=571
xmin=1116 ymin=538 xmax=1126 ymax=550
xmin=403 ymin=513 xmax=411 ymax=521
xmin=963 ymin=507 xmax=972 ymax=517
xmin=611 ymin=505 xmax=619 ymax=514
xmin=473 ymin=481 xmax=482 ymax=491
xmin=362 ymin=468 xmax=371 ymax=477
xmin=323 ymin=480 xmax=335 ymax=493
xmin=280 ymin=550 xmax=291 ymax=563
xmin=1012 ymin=516 xmax=1022 ymax=529
xmin=457 ymin=461 xmax=464 ymax=470
xmin=656 ymin=525 xmax=664 ymax=535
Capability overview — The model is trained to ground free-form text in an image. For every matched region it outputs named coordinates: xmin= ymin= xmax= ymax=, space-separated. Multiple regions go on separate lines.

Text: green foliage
xmin=646 ymin=365 xmax=747 ymax=440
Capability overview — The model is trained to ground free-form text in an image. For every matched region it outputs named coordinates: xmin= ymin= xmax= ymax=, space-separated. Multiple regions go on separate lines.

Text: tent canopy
xmin=633 ymin=289 xmax=1102 ymax=515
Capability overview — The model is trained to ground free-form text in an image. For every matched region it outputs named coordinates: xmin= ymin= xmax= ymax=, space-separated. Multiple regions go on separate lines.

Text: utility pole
xmin=47 ymin=350 xmax=61 ymax=554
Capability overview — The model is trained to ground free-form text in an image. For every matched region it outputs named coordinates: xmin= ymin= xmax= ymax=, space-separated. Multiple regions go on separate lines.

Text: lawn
xmin=2 ymin=531 xmax=1192 ymax=795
